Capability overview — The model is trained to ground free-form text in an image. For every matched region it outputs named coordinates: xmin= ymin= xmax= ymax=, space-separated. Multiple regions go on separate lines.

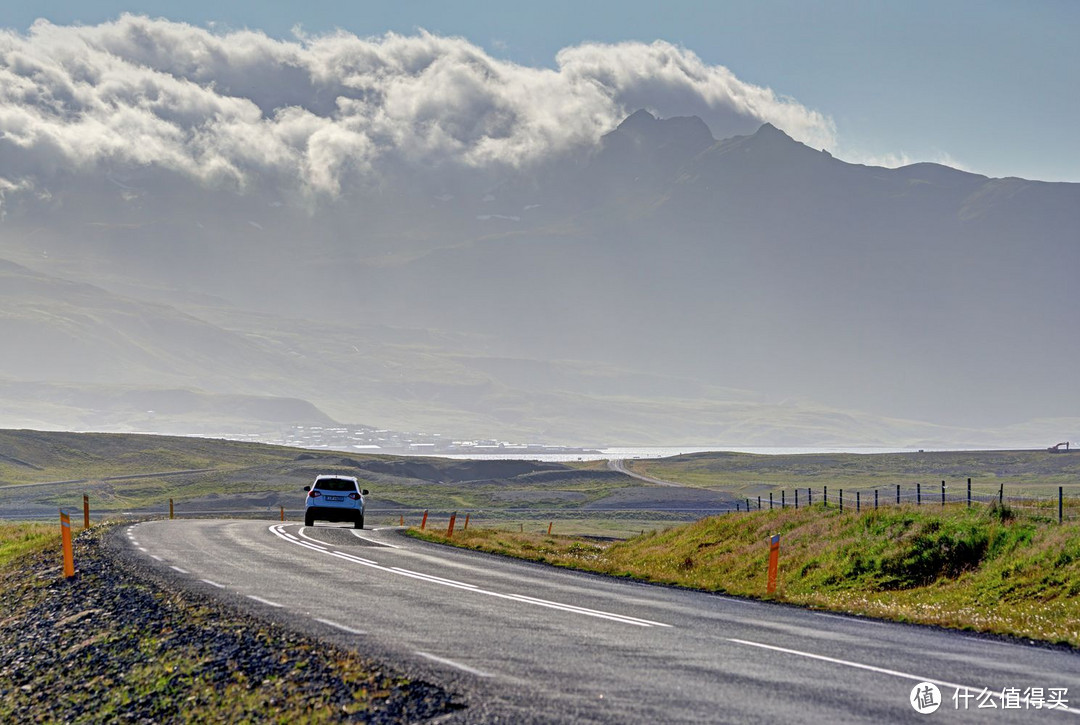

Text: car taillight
xmin=348 ymin=492 xmax=361 ymax=500
xmin=308 ymin=490 xmax=321 ymax=498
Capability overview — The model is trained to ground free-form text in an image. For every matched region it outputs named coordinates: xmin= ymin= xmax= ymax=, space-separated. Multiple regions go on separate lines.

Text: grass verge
xmin=0 ymin=522 xmax=57 ymax=566
xmin=410 ymin=502 xmax=1080 ymax=648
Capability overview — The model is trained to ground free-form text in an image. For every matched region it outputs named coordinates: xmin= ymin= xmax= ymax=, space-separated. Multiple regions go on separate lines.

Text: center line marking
xmin=727 ymin=638 xmax=1080 ymax=716
xmin=293 ymin=526 xmax=328 ymax=549
xmin=415 ymin=651 xmax=495 ymax=678
xmin=351 ymin=530 xmax=400 ymax=548
xmin=314 ymin=618 xmax=367 ymax=635
xmin=270 ymin=524 xmax=671 ymax=628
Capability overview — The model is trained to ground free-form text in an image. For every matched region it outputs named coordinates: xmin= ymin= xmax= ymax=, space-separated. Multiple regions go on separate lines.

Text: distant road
xmin=607 ymin=458 xmax=686 ymax=487
xmin=122 ymin=519 xmax=1080 ymax=722
xmin=0 ymin=468 xmax=216 ymax=491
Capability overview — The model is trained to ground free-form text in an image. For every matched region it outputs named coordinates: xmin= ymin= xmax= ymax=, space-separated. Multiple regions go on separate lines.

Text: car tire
xmin=305 ymin=513 xmax=314 ymax=527
xmin=355 ymin=514 xmax=364 ymax=530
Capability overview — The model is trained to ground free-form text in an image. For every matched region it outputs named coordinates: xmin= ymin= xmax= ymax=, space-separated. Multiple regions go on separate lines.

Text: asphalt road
xmin=118 ymin=519 xmax=1080 ymax=723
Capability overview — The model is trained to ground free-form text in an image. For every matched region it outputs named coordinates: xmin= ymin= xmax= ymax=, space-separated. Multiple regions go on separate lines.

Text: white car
xmin=303 ymin=475 xmax=368 ymax=528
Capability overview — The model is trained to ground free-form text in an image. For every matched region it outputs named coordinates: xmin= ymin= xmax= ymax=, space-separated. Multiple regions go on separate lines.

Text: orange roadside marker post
xmin=60 ymin=510 xmax=75 ymax=578
xmin=169 ymin=498 xmax=174 ymax=519
xmin=463 ymin=513 xmax=470 ymax=531
xmin=400 ymin=515 xmax=404 ymax=526
xmin=83 ymin=494 xmax=90 ymax=530
xmin=766 ymin=534 xmax=780 ymax=595
xmin=280 ymin=506 xmax=285 ymax=522
xmin=420 ymin=510 xmax=428 ymax=530
xmin=447 ymin=512 xmax=457 ymax=538
xmin=547 ymin=522 xmax=553 ymax=535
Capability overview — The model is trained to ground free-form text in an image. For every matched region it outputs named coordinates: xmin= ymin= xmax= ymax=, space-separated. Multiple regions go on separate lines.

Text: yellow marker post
xmin=447 ymin=512 xmax=457 ymax=538
xmin=60 ymin=510 xmax=75 ymax=578
xmin=83 ymin=494 xmax=90 ymax=530
xmin=766 ymin=534 xmax=780 ymax=595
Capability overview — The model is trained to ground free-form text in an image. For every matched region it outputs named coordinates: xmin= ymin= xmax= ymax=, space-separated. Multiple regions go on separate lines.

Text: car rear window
xmin=314 ymin=478 xmax=358 ymax=492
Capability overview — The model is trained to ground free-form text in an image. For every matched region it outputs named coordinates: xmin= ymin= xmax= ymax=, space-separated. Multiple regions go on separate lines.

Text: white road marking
xmin=812 ymin=612 xmax=887 ymax=627
xmin=505 ymin=592 xmax=669 ymax=628
xmin=390 ymin=567 xmax=479 ymax=589
xmin=727 ymin=638 xmax=1080 ymax=715
xmin=351 ymin=530 xmax=400 ymax=548
xmin=269 ymin=525 xmax=671 ymax=628
xmin=170 ymin=566 xmax=189 ymax=574
xmin=333 ymin=551 xmax=377 ymax=565
xmin=415 ymin=651 xmax=495 ymax=678
xmin=149 ymin=554 xmax=163 ymax=561
xmin=294 ymin=540 xmax=331 ymax=554
xmin=960 ymin=636 xmax=1016 ymax=648
xmin=246 ymin=595 xmax=284 ymax=608
xmin=201 ymin=579 xmax=225 ymax=588
xmin=131 ymin=541 xmax=140 ymax=546
xmin=137 ymin=547 xmax=147 ymax=552
xmin=314 ymin=618 xmax=367 ymax=635
xmin=293 ymin=526 xmax=328 ymax=549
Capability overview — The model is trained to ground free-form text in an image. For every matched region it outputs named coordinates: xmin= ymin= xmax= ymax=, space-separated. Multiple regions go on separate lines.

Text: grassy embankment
xmin=412 ymin=501 xmax=1080 ymax=647
xmin=0 ymin=521 xmax=57 ymax=566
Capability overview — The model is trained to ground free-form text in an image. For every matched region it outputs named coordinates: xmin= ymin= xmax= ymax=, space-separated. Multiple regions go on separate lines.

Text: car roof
xmin=314 ymin=474 xmax=359 ymax=482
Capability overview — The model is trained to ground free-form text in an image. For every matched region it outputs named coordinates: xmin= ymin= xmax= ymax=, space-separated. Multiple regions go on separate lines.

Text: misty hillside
xmin=325 ymin=116 xmax=1080 ymax=428
xmin=1 ymin=110 xmax=1077 ymax=446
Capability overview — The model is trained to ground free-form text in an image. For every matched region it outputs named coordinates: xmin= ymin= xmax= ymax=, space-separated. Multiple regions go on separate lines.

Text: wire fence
xmin=5 ymin=481 xmax=1078 ymax=531
xmin=728 ymin=480 xmax=1078 ymax=524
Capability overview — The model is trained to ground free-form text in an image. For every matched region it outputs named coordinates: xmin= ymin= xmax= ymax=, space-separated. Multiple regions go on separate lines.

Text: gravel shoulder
xmin=0 ymin=523 xmax=462 ymax=723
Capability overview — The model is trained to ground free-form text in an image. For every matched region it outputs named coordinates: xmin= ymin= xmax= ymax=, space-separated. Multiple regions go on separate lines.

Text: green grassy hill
xmin=627 ymin=449 xmax=1080 ymax=498
xmin=0 ymin=430 xmax=640 ymax=528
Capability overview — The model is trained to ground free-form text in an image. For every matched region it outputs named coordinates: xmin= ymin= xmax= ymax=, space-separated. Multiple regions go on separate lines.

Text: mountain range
xmin=1 ymin=110 xmax=1077 ymax=447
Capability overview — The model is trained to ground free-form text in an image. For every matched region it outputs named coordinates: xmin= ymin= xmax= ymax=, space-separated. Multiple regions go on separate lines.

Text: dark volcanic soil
xmin=0 ymin=526 xmax=460 ymax=723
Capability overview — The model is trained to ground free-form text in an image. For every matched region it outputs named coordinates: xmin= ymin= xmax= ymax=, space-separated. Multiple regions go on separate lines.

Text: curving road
xmin=607 ymin=458 xmax=687 ymax=487
xmin=117 ymin=519 xmax=1080 ymax=723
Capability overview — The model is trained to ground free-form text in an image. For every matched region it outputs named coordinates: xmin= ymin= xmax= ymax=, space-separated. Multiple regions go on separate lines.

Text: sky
xmin=1 ymin=1 xmax=1078 ymax=183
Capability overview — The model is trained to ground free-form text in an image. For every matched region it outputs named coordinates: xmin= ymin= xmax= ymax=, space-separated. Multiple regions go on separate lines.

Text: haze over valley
xmin=1 ymin=16 xmax=1077 ymax=449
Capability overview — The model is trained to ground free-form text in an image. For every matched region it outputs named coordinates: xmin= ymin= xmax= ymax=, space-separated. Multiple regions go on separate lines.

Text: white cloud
xmin=0 ymin=15 xmax=837 ymax=199
xmin=847 ymin=149 xmax=973 ymax=173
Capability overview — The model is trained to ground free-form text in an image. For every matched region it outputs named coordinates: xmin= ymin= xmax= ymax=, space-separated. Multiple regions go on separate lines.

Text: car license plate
xmin=325 ymin=495 xmax=344 ymax=502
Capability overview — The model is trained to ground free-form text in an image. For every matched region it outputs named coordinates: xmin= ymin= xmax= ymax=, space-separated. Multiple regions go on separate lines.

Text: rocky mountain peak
xmin=594 ymin=110 xmax=716 ymax=182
